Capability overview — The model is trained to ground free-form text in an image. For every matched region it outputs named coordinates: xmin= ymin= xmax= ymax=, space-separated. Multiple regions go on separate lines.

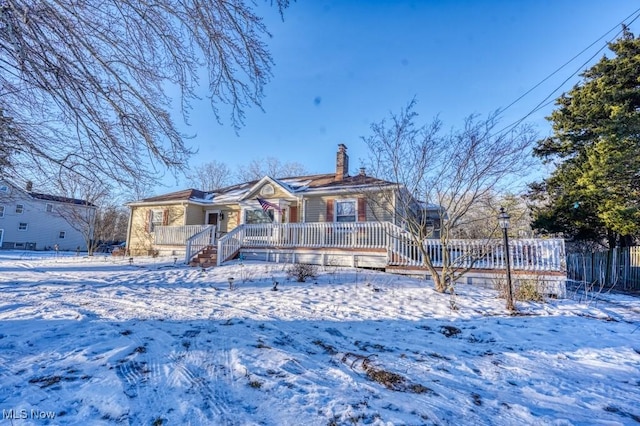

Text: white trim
xmin=150 ymin=209 xmax=164 ymax=233
xmin=205 ymin=209 xmax=221 ymax=225
xmin=335 ymin=198 xmax=357 ymax=223
xmin=238 ymin=176 xmax=296 ymax=201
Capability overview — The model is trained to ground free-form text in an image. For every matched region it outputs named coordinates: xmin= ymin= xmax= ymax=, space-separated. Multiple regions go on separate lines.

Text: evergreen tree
xmin=531 ymin=28 xmax=640 ymax=248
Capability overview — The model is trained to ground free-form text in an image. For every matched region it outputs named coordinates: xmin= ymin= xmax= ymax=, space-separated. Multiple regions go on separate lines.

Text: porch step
xmin=189 ymin=246 xmax=218 ymax=269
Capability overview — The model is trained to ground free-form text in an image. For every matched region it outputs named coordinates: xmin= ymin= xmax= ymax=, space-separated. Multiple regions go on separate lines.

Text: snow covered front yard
xmin=0 ymin=252 xmax=639 ymax=425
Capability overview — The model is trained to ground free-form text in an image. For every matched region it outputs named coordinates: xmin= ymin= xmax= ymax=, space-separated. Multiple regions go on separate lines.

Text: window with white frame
xmin=335 ymin=200 xmax=357 ymax=222
xmin=0 ymin=185 xmax=8 ymax=192
xmin=15 ymin=204 xmax=24 ymax=214
xmin=0 ymin=205 xmax=4 ymax=218
xmin=150 ymin=210 xmax=164 ymax=232
xmin=59 ymin=231 xmax=66 ymax=239
xmin=18 ymin=222 xmax=28 ymax=231
xmin=46 ymin=203 xmax=54 ymax=213
xmin=244 ymin=209 xmax=274 ymax=224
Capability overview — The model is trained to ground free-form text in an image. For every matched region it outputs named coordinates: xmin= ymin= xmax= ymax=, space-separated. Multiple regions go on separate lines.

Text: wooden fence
xmin=566 ymin=246 xmax=640 ymax=291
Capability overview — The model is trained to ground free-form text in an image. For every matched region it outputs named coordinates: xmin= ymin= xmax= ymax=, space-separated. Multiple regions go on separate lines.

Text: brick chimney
xmin=336 ymin=144 xmax=349 ymax=181
xmin=26 ymin=181 xmax=33 ymax=192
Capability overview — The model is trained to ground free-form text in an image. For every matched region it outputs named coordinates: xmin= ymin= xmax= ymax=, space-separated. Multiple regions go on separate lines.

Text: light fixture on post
xmin=498 ymin=207 xmax=515 ymax=311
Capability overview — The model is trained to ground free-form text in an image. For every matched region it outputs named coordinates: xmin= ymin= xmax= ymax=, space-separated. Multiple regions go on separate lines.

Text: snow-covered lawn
xmin=0 ymin=252 xmax=639 ymax=425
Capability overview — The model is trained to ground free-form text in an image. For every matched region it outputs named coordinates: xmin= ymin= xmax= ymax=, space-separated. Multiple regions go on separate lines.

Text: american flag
xmin=257 ymin=197 xmax=281 ymax=212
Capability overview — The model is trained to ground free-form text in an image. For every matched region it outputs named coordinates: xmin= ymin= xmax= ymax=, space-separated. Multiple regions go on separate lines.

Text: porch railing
xmin=388 ymin=228 xmax=565 ymax=271
xmin=155 ymin=225 xmax=210 ymax=245
xmin=184 ymin=225 xmax=216 ymax=264
xmin=215 ymin=222 xmax=565 ymax=272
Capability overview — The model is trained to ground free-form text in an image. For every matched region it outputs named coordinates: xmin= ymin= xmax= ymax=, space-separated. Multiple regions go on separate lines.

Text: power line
xmin=495 ymin=6 xmax=640 ymax=137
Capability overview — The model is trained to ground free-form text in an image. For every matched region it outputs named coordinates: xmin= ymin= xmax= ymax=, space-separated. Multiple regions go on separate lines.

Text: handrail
xmin=185 ymin=225 xmax=216 ymax=264
xmin=217 ymin=225 xmax=245 ymax=266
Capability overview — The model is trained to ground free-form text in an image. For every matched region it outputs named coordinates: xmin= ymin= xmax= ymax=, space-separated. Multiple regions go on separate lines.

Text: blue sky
xmin=159 ymin=0 xmax=640 ymax=193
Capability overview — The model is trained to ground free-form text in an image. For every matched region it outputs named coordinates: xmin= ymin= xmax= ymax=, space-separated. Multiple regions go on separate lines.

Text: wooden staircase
xmin=189 ymin=246 xmax=217 ymax=268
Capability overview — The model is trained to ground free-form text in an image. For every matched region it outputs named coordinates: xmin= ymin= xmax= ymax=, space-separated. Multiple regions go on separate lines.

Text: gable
xmin=239 ymin=176 xmax=297 ymax=201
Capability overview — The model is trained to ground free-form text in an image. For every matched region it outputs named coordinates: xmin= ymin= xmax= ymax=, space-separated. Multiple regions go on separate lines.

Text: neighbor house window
xmin=18 ymin=222 xmax=28 ymax=231
xmin=59 ymin=231 xmax=66 ymax=239
xmin=15 ymin=204 xmax=24 ymax=214
xmin=0 ymin=205 xmax=4 ymax=218
xmin=335 ymin=200 xmax=357 ymax=222
xmin=46 ymin=203 xmax=54 ymax=213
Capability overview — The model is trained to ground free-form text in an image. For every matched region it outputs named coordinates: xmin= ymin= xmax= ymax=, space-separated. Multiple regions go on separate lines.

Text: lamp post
xmin=498 ymin=207 xmax=515 ymax=311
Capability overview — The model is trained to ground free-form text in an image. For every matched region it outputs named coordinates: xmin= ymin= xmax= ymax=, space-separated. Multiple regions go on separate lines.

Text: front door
xmin=206 ymin=212 xmax=219 ymax=227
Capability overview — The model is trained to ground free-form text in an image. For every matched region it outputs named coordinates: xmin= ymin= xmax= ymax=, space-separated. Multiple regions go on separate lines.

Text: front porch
xmin=151 ymin=221 xmax=567 ymax=295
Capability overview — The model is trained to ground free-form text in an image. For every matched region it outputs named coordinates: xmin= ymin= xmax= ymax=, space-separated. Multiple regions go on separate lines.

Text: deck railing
xmin=213 ymin=222 xmax=565 ymax=272
xmin=388 ymin=228 xmax=565 ymax=271
xmin=184 ymin=225 xmax=216 ymax=264
xmin=155 ymin=225 xmax=210 ymax=246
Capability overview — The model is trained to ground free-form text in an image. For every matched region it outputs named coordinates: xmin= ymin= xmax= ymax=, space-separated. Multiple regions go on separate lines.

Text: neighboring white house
xmin=0 ymin=180 xmax=95 ymax=251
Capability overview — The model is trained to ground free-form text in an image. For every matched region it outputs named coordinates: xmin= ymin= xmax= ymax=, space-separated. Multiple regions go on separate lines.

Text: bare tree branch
xmin=0 ymin=0 xmax=288 ymax=188
xmin=236 ymin=157 xmax=308 ymax=182
xmin=364 ymin=100 xmax=537 ymax=293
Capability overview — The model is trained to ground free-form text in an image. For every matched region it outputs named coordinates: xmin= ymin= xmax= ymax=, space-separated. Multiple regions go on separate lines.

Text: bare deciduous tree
xmin=187 ymin=160 xmax=233 ymax=191
xmin=0 ymin=0 xmax=288 ymax=188
xmin=52 ymin=172 xmax=128 ymax=255
xmin=364 ymin=99 xmax=536 ymax=294
xmin=236 ymin=157 xmax=308 ymax=182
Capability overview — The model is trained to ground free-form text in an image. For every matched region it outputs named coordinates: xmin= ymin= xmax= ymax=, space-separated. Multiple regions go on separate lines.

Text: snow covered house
xmin=125 ymin=145 xmax=566 ymax=294
xmin=0 ymin=180 xmax=95 ymax=251
xmin=126 ymin=145 xmax=415 ymax=257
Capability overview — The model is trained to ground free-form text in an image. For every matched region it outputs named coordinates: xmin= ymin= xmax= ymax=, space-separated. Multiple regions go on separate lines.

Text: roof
xmin=133 ymin=172 xmax=397 ymax=206
xmin=1 ymin=179 xmax=96 ymax=207
xmin=29 ymin=192 xmax=97 ymax=207
xmin=140 ymin=188 xmax=210 ymax=203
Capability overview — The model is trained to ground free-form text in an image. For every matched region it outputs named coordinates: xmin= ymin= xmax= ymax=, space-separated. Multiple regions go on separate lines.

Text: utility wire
xmin=495 ymin=6 xmax=640 ymax=137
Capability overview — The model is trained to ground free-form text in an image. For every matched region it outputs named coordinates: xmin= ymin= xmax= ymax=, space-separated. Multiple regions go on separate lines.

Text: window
xmin=260 ymin=184 xmax=275 ymax=196
xmin=59 ymin=231 xmax=66 ymax=239
xmin=150 ymin=210 xmax=164 ymax=232
xmin=46 ymin=203 xmax=54 ymax=213
xmin=335 ymin=200 xmax=357 ymax=222
xmin=245 ymin=209 xmax=274 ymax=224
xmin=18 ymin=222 xmax=28 ymax=231
xmin=0 ymin=185 xmax=8 ymax=192
xmin=15 ymin=204 xmax=24 ymax=214
xmin=0 ymin=205 xmax=4 ymax=218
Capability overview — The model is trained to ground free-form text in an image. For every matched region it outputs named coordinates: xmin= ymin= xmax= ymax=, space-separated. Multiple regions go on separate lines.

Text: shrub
xmin=286 ymin=263 xmax=318 ymax=282
xmin=494 ymin=277 xmax=545 ymax=302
